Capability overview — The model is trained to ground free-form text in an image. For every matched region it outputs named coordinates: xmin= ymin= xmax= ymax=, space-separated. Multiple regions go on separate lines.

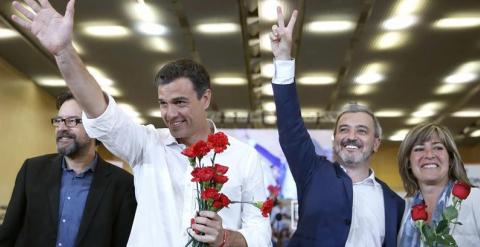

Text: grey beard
xmin=57 ymin=141 xmax=80 ymax=158
xmin=334 ymin=147 xmax=373 ymax=167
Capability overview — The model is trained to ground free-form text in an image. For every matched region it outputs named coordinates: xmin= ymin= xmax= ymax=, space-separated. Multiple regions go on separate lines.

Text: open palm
xmin=12 ymin=0 xmax=75 ymax=55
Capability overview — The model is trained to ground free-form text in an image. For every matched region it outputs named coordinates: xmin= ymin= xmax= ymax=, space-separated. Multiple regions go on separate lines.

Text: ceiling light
xmin=261 ymin=63 xmax=274 ymax=78
xmin=212 ymin=77 xmax=247 ymax=85
xmin=354 ymin=72 xmax=384 ymax=84
xmin=451 ymin=110 xmax=480 ymax=118
xmin=405 ymin=117 xmax=425 ymax=125
xmin=394 ymin=0 xmax=426 ymax=15
xmin=375 ymin=110 xmax=404 ymax=117
xmin=373 ymin=32 xmax=407 ymax=50
xmin=83 ymin=25 xmax=130 ymax=37
xmin=301 ymin=108 xmax=322 ymax=118
xmin=118 ymin=103 xmax=140 ymax=118
xmin=412 ymin=110 xmax=435 ymax=118
xmin=130 ymin=1 xmax=157 ymax=22
xmin=435 ymin=84 xmax=464 ymax=94
xmin=86 ymin=66 xmax=114 ymax=87
xmin=434 ymin=17 xmax=480 ymax=29
xmin=149 ymin=109 xmax=162 ymax=118
xmin=101 ymin=86 xmax=122 ymax=97
xmin=352 ymin=85 xmax=376 ymax=95
xmin=260 ymin=32 xmax=272 ymax=51
xmin=443 ymin=72 xmax=477 ymax=84
xmin=261 ymin=83 xmax=273 ymax=96
xmin=307 ymin=20 xmax=355 ymax=33
xmin=471 ymin=130 xmax=480 ymax=138
xmin=259 ymin=0 xmax=288 ymax=21
xmin=419 ymin=102 xmax=445 ymax=111
xmin=36 ymin=77 xmax=66 ymax=87
xmin=389 ymin=129 xmax=410 ymax=141
xmin=382 ymin=16 xmax=418 ymax=30
xmin=137 ymin=23 xmax=168 ymax=35
xmin=145 ymin=37 xmax=171 ymax=52
xmin=262 ymin=101 xmax=276 ymax=112
xmin=297 ymin=75 xmax=336 ymax=85
xmin=197 ymin=23 xmax=239 ymax=34
xmin=0 ymin=28 xmax=18 ymax=39
xmin=458 ymin=61 xmax=480 ymax=72
xmin=224 ymin=110 xmax=249 ymax=118
xmin=264 ymin=115 xmax=277 ymax=124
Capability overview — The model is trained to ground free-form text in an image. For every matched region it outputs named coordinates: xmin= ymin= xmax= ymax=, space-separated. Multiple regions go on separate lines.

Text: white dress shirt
xmin=273 ymin=59 xmax=386 ymax=247
xmin=83 ymin=95 xmax=271 ymax=247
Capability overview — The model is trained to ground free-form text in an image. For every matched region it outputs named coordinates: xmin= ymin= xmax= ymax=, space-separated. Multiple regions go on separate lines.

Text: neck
xmin=343 ymin=162 xmax=370 ymax=183
xmin=65 ymin=146 xmax=96 ymax=174
xmin=419 ymin=181 xmax=448 ymax=207
xmin=178 ymin=120 xmax=212 ymax=146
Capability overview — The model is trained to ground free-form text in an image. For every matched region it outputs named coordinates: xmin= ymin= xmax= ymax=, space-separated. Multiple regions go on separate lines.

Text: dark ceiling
xmin=0 ymin=0 xmax=479 ymax=144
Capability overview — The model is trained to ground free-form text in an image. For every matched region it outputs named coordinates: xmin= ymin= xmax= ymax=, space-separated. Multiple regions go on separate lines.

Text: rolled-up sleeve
xmin=237 ymin=151 xmax=272 ymax=247
xmin=82 ymin=94 xmax=150 ymax=167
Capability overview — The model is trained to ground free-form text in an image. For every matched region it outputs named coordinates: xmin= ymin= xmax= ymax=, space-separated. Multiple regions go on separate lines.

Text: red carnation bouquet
xmin=182 ymin=132 xmax=274 ymax=247
xmin=411 ymin=181 xmax=471 ymax=247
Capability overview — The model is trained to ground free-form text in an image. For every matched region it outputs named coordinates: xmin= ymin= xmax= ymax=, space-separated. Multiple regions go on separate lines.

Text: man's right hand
xmin=11 ymin=0 xmax=75 ymax=56
xmin=270 ymin=7 xmax=298 ymax=60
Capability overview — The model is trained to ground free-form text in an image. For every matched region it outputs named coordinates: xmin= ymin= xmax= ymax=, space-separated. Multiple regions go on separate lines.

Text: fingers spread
xmin=24 ymin=0 xmax=41 ymax=12
xmin=13 ymin=1 xmax=36 ymax=21
xmin=287 ymin=10 xmax=298 ymax=31
xmin=11 ymin=14 xmax=32 ymax=30
xmin=38 ymin=0 xmax=52 ymax=8
xmin=276 ymin=6 xmax=285 ymax=28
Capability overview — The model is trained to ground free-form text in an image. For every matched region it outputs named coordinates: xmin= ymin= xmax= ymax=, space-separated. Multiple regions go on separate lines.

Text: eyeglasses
xmin=51 ymin=117 xmax=83 ymax=127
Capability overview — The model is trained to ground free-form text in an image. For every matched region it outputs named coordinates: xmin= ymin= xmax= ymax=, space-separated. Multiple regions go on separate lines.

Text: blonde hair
xmin=397 ymin=123 xmax=472 ymax=197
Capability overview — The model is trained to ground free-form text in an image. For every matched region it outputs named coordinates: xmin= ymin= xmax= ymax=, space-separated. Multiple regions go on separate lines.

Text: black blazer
xmin=273 ymin=82 xmax=405 ymax=247
xmin=0 ymin=153 xmax=137 ymax=247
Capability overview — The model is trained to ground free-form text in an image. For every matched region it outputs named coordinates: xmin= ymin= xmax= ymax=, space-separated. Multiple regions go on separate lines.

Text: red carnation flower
xmin=201 ymin=187 xmax=220 ymax=200
xmin=214 ymin=163 xmax=229 ymax=175
xmin=267 ymin=185 xmax=281 ymax=197
xmin=411 ymin=203 xmax=428 ymax=221
xmin=213 ymin=174 xmax=229 ymax=184
xmin=212 ymin=193 xmax=231 ymax=209
xmin=181 ymin=146 xmax=196 ymax=158
xmin=452 ymin=181 xmax=471 ymax=200
xmin=207 ymin=132 xmax=229 ymax=153
xmin=191 ymin=167 xmax=215 ymax=182
xmin=259 ymin=198 xmax=274 ymax=217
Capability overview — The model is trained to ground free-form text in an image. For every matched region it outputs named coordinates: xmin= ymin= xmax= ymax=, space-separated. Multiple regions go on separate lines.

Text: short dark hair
xmin=56 ymin=91 xmax=75 ymax=110
xmin=154 ymin=59 xmax=211 ymax=99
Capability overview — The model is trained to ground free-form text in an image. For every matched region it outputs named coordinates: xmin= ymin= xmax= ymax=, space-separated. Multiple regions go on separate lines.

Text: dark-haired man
xmin=11 ymin=0 xmax=271 ymax=246
xmin=0 ymin=92 xmax=136 ymax=247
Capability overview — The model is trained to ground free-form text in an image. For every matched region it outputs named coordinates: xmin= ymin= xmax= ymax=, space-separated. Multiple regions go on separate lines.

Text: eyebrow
xmin=338 ymin=124 xmax=369 ymax=129
xmin=158 ymin=96 xmax=189 ymax=102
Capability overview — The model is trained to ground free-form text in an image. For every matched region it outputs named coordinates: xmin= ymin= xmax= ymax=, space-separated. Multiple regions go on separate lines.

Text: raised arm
xmin=270 ymin=8 xmax=319 ymax=186
xmin=11 ymin=0 xmax=106 ymax=117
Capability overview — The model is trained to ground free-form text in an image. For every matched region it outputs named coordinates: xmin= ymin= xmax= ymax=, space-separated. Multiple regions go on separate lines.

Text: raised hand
xmin=11 ymin=0 xmax=75 ymax=56
xmin=270 ymin=7 xmax=298 ymax=60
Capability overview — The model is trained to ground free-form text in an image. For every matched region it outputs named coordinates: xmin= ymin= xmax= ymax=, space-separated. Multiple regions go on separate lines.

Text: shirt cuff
xmin=82 ymin=94 xmax=118 ymax=138
xmin=272 ymin=59 xmax=295 ymax=85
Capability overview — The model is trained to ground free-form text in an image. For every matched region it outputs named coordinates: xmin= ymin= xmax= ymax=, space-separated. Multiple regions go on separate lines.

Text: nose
xmin=424 ymin=146 xmax=434 ymax=159
xmin=163 ymin=104 xmax=179 ymax=119
xmin=346 ymin=129 xmax=357 ymax=140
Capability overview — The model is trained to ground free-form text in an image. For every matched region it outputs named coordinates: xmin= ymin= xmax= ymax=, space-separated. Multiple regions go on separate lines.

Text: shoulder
xmin=22 ymin=153 xmax=61 ymax=169
xmin=98 ymin=158 xmax=133 ymax=182
xmin=376 ymin=178 xmax=405 ymax=203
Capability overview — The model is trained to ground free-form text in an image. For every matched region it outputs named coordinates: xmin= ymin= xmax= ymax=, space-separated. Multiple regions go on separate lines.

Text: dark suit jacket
xmin=273 ymin=83 xmax=405 ymax=247
xmin=0 ymin=153 xmax=137 ymax=247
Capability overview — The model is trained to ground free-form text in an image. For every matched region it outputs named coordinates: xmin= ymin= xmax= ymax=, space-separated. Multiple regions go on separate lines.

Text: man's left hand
xmin=190 ymin=211 xmax=225 ymax=247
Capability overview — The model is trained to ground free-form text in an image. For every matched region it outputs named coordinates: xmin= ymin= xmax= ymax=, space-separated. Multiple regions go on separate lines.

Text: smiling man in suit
xmin=269 ymin=7 xmax=405 ymax=247
xmin=0 ymin=92 xmax=136 ymax=247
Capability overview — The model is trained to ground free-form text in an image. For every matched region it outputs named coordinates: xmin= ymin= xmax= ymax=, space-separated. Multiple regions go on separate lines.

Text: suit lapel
xmin=75 ymin=157 xmax=112 ymax=245
xmin=47 ymin=155 xmax=63 ymax=233
xmin=381 ymin=184 xmax=397 ymax=247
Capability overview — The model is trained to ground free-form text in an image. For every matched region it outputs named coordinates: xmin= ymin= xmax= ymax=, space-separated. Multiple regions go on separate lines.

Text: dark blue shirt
xmin=56 ymin=155 xmax=97 ymax=247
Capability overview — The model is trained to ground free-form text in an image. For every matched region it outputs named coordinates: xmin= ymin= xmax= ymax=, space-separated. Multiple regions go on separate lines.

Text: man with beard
xmin=269 ymin=7 xmax=404 ymax=247
xmin=0 ymin=92 xmax=136 ymax=247
xmin=10 ymin=1 xmax=270 ymax=246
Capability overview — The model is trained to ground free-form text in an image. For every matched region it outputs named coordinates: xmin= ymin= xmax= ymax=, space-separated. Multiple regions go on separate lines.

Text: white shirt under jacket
xmin=83 ymin=95 xmax=271 ymax=247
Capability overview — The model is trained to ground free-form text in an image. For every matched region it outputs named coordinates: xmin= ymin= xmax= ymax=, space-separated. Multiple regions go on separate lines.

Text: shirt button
xmin=67 ymin=196 xmax=71 ymax=200
xmin=62 ymin=219 xmax=66 ymax=223
xmin=58 ymin=243 xmax=62 ymax=246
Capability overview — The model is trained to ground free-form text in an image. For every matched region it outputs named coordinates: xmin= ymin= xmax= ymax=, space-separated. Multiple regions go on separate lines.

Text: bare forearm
xmin=54 ymin=45 xmax=107 ymax=117
xmin=224 ymin=230 xmax=247 ymax=247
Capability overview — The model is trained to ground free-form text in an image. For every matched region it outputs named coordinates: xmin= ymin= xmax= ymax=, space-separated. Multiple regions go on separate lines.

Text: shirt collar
xmin=340 ymin=165 xmax=379 ymax=186
xmin=62 ymin=153 xmax=98 ymax=174
xmin=165 ymin=119 xmax=217 ymax=146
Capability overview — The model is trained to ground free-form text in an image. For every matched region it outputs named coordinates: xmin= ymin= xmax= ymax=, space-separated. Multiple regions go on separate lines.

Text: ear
xmin=373 ymin=137 xmax=381 ymax=153
xmin=201 ymin=89 xmax=211 ymax=110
